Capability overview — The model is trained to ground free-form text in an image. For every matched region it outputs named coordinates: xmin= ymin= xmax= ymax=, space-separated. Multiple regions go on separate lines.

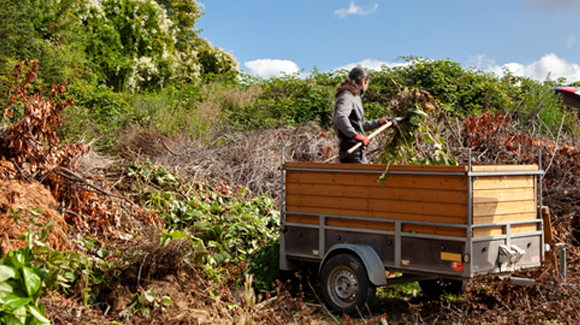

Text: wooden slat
xmin=473 ymin=222 xmax=539 ymax=237
xmin=286 ymin=182 xmax=467 ymax=204
xmin=473 ymin=187 xmax=534 ymax=203
xmin=473 ymin=212 xmax=537 ymax=225
xmin=471 ymin=165 xmax=538 ymax=172
xmin=473 ymin=226 xmax=503 ymax=237
xmin=402 ymin=224 xmax=466 ymax=237
xmin=326 ymin=218 xmax=394 ymax=231
xmin=472 ymin=175 xmax=534 ymax=190
xmin=287 ymin=171 xmax=468 ymax=191
xmin=285 ymin=214 xmax=318 ymax=225
xmin=512 ymin=223 xmax=538 ymax=233
xmin=285 ymin=162 xmax=468 ymax=173
xmin=286 ymin=194 xmax=468 ymax=218
xmin=285 ymin=205 xmax=467 ymax=225
xmin=473 ymin=200 xmax=536 ymax=217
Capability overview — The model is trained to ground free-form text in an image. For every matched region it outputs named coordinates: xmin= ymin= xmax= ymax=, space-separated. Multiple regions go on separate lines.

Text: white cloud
xmin=522 ymin=0 xmax=580 ymax=11
xmin=243 ymin=59 xmax=301 ymax=78
xmin=473 ymin=53 xmax=580 ymax=82
xmin=333 ymin=59 xmax=408 ymax=72
xmin=245 ymin=54 xmax=580 ymax=83
xmin=334 ymin=1 xmax=378 ymax=18
xmin=566 ymin=36 xmax=578 ymax=49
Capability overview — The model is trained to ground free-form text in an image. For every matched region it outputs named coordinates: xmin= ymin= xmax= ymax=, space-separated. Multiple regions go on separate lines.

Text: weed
xmin=377 ymin=282 xmax=421 ymax=299
xmin=119 ymin=288 xmax=171 ymax=319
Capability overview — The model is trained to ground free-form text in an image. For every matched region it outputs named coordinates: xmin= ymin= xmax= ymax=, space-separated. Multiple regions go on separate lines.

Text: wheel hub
xmin=331 ymin=269 xmax=359 ymax=304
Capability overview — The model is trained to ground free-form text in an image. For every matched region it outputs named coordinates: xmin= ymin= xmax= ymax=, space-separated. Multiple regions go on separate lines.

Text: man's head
xmin=349 ymin=66 xmax=370 ymax=84
xmin=348 ymin=66 xmax=370 ymax=95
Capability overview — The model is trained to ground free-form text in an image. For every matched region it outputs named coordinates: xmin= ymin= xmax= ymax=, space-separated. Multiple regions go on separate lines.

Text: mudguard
xmin=319 ymin=243 xmax=387 ymax=286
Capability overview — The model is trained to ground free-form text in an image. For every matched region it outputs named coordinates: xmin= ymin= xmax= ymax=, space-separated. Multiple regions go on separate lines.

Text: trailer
xmin=279 ymin=152 xmax=545 ymax=314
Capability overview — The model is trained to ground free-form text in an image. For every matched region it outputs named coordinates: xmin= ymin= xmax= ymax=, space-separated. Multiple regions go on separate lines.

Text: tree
xmin=0 ymin=0 xmax=89 ymax=94
xmin=82 ymin=0 xmax=238 ymax=92
xmin=0 ymin=0 xmax=239 ymax=95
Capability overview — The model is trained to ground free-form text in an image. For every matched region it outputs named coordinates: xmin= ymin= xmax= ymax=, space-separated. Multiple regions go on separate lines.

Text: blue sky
xmin=198 ymin=0 xmax=580 ymax=82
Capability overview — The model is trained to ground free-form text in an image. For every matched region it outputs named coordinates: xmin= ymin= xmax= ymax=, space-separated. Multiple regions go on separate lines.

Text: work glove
xmin=381 ymin=117 xmax=398 ymax=126
xmin=353 ymin=134 xmax=370 ymax=146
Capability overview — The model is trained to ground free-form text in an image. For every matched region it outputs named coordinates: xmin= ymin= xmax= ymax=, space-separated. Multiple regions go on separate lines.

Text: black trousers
xmin=339 ymin=147 xmax=368 ymax=164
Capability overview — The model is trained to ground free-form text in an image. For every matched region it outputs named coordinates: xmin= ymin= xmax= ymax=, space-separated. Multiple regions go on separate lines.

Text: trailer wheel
xmin=320 ymin=254 xmax=376 ymax=315
xmin=419 ymin=278 xmax=467 ymax=297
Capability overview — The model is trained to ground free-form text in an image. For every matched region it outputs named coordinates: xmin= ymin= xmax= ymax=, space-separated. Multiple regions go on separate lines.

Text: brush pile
xmin=0 ymin=59 xmax=159 ymax=254
xmin=120 ymin=122 xmax=336 ymax=198
xmin=375 ymin=81 xmax=456 ymax=165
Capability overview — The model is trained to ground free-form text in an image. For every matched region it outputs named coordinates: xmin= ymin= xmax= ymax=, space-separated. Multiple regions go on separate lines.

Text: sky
xmin=197 ymin=0 xmax=580 ymax=82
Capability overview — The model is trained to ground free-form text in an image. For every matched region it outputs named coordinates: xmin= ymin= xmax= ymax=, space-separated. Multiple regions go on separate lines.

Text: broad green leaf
xmin=421 ymin=133 xmax=434 ymax=144
xmin=0 ymin=265 xmax=17 ymax=282
xmin=22 ymin=267 xmax=41 ymax=297
xmin=7 ymin=279 xmax=27 ymax=298
xmin=31 ymin=267 xmax=48 ymax=281
xmin=27 ymin=305 xmax=51 ymax=324
xmin=2 ymin=313 xmax=25 ymax=325
xmin=143 ymin=291 xmax=155 ymax=303
xmin=0 ymin=281 xmax=13 ymax=298
xmin=170 ymin=231 xmax=187 ymax=240
xmin=3 ymin=294 xmax=32 ymax=308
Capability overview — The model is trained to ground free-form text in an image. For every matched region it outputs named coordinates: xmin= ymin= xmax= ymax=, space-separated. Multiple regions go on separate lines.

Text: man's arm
xmin=362 ymin=118 xmax=384 ymax=132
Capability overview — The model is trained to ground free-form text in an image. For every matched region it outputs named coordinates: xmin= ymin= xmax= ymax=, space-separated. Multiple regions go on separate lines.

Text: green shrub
xmin=367 ymin=57 xmax=514 ymax=117
xmin=0 ymin=248 xmax=51 ymax=325
xmin=229 ymin=71 xmax=338 ymax=129
xmin=128 ymin=163 xmax=280 ymax=284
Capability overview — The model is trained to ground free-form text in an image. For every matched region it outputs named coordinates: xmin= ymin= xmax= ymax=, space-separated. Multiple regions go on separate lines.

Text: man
xmin=333 ymin=66 xmax=396 ymax=164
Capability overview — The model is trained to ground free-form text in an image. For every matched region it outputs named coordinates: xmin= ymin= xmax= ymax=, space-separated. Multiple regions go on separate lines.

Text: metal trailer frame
xmin=279 ymin=149 xmax=545 ymax=284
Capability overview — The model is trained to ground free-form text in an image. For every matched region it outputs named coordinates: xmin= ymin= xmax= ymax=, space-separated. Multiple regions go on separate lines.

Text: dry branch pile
xmin=120 ymin=122 xmax=336 ymax=198
xmin=453 ymin=108 xmax=580 ymax=278
xmin=0 ymin=60 xmax=159 ymax=253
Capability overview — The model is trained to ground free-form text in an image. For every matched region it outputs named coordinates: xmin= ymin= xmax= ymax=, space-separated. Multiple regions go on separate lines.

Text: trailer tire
xmin=320 ymin=254 xmax=376 ymax=315
xmin=419 ymin=278 xmax=467 ymax=297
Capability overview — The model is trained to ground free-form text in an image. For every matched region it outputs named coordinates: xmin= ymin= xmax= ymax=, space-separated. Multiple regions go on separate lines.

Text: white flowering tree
xmin=83 ymin=0 xmax=237 ymax=92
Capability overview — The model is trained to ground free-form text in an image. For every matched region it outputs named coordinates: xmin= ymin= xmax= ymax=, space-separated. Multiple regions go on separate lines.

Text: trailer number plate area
xmin=451 ymin=262 xmax=463 ymax=272
xmin=441 ymin=252 xmax=462 ymax=262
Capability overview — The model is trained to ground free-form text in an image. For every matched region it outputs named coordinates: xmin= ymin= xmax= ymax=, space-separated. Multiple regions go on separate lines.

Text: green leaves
xmin=0 ymin=248 xmax=51 ymax=325
xmin=22 ymin=267 xmax=42 ymax=298
xmin=3 ymin=295 xmax=33 ymax=309
xmin=379 ymin=82 xmax=457 ymax=166
xmin=0 ymin=266 xmax=17 ymax=282
xmin=229 ymin=71 xmax=337 ymax=129
xmin=131 ymin=163 xmax=280 ymax=284
xmin=27 ymin=305 xmax=50 ymax=324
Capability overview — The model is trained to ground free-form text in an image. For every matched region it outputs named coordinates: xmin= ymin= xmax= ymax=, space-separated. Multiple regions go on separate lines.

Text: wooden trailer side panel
xmin=472 ymin=171 xmax=538 ymax=238
xmin=284 ymin=164 xmax=469 ymax=237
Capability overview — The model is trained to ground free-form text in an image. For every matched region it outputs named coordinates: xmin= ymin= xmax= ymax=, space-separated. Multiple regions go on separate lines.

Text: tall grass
xmin=59 ymin=80 xmax=263 ymax=150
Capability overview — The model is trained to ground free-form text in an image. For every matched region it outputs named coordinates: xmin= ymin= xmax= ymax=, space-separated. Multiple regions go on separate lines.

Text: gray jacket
xmin=333 ymin=90 xmax=383 ymax=159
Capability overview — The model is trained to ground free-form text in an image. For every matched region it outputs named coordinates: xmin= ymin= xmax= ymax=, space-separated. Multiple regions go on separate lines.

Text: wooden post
xmin=542 ymin=206 xmax=557 ymax=270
